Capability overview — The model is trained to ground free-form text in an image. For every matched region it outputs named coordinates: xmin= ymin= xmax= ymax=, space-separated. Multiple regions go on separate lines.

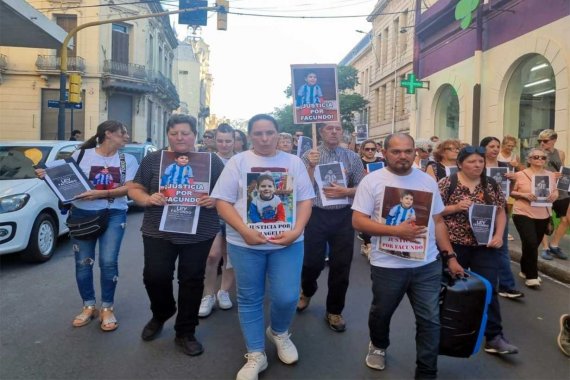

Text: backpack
xmin=444 ymin=173 xmax=500 ymax=206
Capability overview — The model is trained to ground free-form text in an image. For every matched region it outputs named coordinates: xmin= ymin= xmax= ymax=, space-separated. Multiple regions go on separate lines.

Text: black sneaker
xmin=484 ymin=335 xmax=518 ymax=354
xmin=141 ymin=318 xmax=165 ymax=341
xmin=498 ymin=289 xmax=524 ymax=299
xmin=175 ymin=335 xmax=204 ymax=356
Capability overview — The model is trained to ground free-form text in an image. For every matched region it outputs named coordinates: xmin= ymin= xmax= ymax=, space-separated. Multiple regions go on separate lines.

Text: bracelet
xmin=440 ymin=250 xmax=458 ymax=259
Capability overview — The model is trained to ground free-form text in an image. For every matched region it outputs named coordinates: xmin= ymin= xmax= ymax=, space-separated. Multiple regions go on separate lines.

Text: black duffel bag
xmin=66 ymin=207 xmax=110 ymax=240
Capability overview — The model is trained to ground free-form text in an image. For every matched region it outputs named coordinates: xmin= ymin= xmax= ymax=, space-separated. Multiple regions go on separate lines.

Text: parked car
xmin=119 ymin=143 xmax=158 ymax=164
xmin=0 ymin=140 xmax=81 ymax=262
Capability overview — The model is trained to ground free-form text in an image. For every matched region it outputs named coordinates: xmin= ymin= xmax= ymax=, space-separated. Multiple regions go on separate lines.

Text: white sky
xmin=172 ymin=0 xmax=376 ymax=121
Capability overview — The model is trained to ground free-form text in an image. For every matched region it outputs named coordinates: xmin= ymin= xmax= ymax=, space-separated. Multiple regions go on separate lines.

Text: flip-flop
xmin=100 ymin=307 xmax=118 ymax=332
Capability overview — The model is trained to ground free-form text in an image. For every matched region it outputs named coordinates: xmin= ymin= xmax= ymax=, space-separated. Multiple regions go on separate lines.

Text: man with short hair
xmin=69 ymin=129 xmax=82 ymax=141
xmin=352 ymin=133 xmax=463 ymax=378
xmin=298 ymin=122 xmax=366 ymax=332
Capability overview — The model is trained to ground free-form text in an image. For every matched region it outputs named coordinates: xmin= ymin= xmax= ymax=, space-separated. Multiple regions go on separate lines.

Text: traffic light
xmin=68 ymin=73 xmax=82 ymax=104
xmin=217 ymin=0 xmax=228 ymax=31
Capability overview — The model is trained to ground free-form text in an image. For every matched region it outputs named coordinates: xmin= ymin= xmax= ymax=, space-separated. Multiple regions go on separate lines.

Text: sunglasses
xmin=538 ymin=139 xmax=551 ymax=143
xmin=530 ymin=155 xmax=547 ymax=160
xmin=461 ymin=146 xmax=486 ymax=154
xmin=203 ymin=135 xmax=213 ymax=139
xmin=363 ymin=147 xmax=376 ymax=152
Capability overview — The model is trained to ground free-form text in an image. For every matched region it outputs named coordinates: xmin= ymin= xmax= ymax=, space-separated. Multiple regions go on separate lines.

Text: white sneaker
xmin=525 ymin=278 xmax=541 ymax=288
xmin=198 ymin=295 xmax=215 ymax=317
xmin=217 ymin=290 xmax=233 ymax=310
xmin=266 ymin=327 xmax=298 ymax=364
xmin=236 ymin=352 xmax=268 ymax=380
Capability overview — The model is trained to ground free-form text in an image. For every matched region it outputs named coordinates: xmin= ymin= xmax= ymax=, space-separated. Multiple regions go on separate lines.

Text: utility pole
xmin=57 ymin=5 xmax=218 ymax=140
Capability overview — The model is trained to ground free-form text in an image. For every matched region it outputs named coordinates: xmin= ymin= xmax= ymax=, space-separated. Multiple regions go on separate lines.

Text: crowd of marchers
xmin=38 ymin=113 xmax=570 ymax=380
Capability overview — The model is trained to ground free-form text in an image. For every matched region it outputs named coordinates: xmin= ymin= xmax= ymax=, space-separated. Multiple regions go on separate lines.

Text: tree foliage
xmin=273 ymin=65 xmax=368 ymax=134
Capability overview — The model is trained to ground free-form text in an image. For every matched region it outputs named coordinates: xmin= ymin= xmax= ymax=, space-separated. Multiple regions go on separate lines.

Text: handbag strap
xmin=107 ymin=153 xmax=126 ymax=205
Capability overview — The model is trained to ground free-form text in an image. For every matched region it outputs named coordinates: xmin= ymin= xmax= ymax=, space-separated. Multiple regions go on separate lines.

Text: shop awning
xmin=0 ymin=0 xmax=72 ymax=49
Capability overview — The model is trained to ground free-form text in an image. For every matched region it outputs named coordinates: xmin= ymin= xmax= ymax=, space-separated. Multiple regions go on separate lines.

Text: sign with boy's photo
xmin=487 ymin=167 xmax=509 ymax=197
xmin=291 ymin=64 xmax=340 ymax=124
xmin=557 ymin=167 xmax=570 ymax=192
xmin=244 ymin=170 xmax=295 ymax=239
xmin=296 ymin=136 xmax=313 ymax=158
xmin=468 ymin=204 xmax=497 ymax=245
xmin=314 ymin=162 xmax=349 ymax=206
xmin=531 ymin=174 xmax=552 ymax=207
xmin=158 ymin=151 xmax=211 ymax=234
xmin=366 ymin=161 xmax=385 ymax=173
xmin=356 ymin=124 xmax=368 ymax=144
xmin=378 ymin=186 xmax=433 ymax=261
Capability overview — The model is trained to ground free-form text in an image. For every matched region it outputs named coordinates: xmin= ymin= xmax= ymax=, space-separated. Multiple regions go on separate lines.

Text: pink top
xmin=512 ymin=170 xmax=554 ymax=219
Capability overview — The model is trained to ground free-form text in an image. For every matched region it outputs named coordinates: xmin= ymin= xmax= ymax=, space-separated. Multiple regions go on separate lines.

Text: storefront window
xmin=434 ymin=85 xmax=459 ymax=139
xmin=504 ymin=54 xmax=555 ymax=158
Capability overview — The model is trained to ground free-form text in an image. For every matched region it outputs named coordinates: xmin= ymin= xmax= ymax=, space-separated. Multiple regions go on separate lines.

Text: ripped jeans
xmin=72 ymin=208 xmax=127 ymax=308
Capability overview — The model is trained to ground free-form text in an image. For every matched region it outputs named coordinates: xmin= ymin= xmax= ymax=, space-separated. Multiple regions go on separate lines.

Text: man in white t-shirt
xmin=352 ymin=133 xmax=464 ymax=378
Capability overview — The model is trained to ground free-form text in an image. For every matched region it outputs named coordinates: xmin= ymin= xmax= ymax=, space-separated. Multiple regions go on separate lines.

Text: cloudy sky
xmin=172 ymin=0 xmax=375 ymax=121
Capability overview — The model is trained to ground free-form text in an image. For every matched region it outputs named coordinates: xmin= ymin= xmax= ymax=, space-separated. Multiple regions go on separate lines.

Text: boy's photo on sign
xmin=291 ymin=64 xmax=340 ymax=124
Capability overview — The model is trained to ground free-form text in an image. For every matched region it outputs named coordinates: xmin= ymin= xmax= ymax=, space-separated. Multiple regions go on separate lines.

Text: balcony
xmin=35 ymin=55 xmax=85 ymax=72
xmin=151 ymin=71 xmax=180 ymax=109
xmin=101 ymin=60 xmax=153 ymax=93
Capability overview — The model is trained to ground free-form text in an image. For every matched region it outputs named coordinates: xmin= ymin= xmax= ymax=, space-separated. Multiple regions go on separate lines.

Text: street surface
xmin=1 ymin=210 xmax=569 ymax=379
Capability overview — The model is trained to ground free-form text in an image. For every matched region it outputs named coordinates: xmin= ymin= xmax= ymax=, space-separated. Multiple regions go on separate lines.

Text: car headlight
xmin=0 ymin=194 xmax=30 ymax=213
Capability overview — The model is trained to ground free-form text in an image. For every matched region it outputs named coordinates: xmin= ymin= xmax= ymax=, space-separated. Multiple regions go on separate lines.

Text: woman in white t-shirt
xmin=211 ymin=114 xmax=315 ymax=380
xmin=68 ymin=121 xmax=138 ymax=331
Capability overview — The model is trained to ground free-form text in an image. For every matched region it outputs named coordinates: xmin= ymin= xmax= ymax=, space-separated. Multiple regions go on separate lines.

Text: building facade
xmin=0 ymin=0 xmax=179 ymax=148
xmin=415 ymin=0 xmax=569 ymax=155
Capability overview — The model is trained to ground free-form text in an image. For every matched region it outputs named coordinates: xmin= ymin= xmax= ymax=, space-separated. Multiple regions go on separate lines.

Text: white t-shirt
xmin=211 ymin=150 xmax=315 ymax=250
xmin=71 ymin=148 xmax=138 ymax=210
xmin=352 ymin=167 xmax=444 ymax=268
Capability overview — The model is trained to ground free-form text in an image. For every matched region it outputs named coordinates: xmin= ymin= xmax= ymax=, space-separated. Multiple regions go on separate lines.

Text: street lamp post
xmin=56 ymin=5 xmax=217 ymax=140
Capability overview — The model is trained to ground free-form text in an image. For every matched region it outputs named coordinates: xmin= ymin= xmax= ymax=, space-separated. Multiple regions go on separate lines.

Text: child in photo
xmin=248 ymin=174 xmax=286 ymax=223
xmin=93 ymin=167 xmax=114 ymax=190
xmin=386 ymin=190 xmax=417 ymax=226
xmin=161 ymin=152 xmax=194 ymax=186
xmin=324 ymin=169 xmax=337 ymax=186
xmin=296 ymin=71 xmax=323 ymax=106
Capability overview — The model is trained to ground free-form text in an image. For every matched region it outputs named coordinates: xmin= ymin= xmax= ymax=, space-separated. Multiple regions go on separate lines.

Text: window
xmin=149 ymin=34 xmax=154 ymax=70
xmin=55 ymin=14 xmax=77 ymax=57
xmin=434 ymin=85 xmax=459 ymax=139
xmin=382 ymin=27 xmax=389 ymax=65
xmin=112 ymin=23 xmax=129 ymax=65
xmin=503 ymin=54 xmax=555 ymax=158
xmin=380 ymin=84 xmax=387 ymax=121
xmin=392 ymin=18 xmax=399 ymax=63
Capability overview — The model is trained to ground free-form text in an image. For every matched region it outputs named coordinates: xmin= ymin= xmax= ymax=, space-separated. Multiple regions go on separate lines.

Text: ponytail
xmin=80 ymin=135 xmax=98 ymax=150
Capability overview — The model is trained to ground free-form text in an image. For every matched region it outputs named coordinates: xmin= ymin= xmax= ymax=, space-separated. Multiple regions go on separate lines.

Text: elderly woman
xmin=211 ymin=114 xmax=315 ymax=380
xmin=439 ymin=146 xmax=519 ymax=355
xmin=511 ymin=148 xmax=558 ymax=287
xmin=413 ymin=138 xmax=433 ymax=170
xmin=537 ymin=129 xmax=568 ymax=260
xmin=498 ymin=135 xmax=521 ymax=170
xmin=38 ymin=121 xmax=138 ymax=331
xmin=277 ymin=132 xmax=294 ymax=154
xmin=426 ymin=139 xmax=461 ymax=181
xmin=128 ymin=114 xmax=224 ymax=356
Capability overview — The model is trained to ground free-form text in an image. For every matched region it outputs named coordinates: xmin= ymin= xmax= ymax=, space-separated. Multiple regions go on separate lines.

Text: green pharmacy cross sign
xmin=400 ymin=73 xmax=429 ymax=94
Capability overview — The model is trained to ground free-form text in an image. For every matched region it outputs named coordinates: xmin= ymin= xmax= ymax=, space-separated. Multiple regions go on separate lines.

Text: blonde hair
xmin=502 ymin=135 xmax=517 ymax=147
xmin=538 ymin=129 xmax=557 ymax=141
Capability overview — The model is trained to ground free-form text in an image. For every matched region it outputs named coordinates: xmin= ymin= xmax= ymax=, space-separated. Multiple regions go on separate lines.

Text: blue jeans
xmin=498 ymin=224 xmax=516 ymax=291
xmin=228 ymin=241 xmax=304 ymax=352
xmin=71 ymin=208 xmax=127 ymax=308
xmin=369 ymin=260 xmax=441 ymax=379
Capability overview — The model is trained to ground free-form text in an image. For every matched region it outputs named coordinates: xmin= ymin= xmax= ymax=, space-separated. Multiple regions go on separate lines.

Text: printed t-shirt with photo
xmin=211 ymin=150 xmax=315 ymax=250
xmin=352 ymin=168 xmax=444 ymax=268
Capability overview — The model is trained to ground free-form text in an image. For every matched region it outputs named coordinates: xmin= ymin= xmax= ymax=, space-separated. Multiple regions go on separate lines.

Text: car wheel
xmin=21 ymin=213 xmax=57 ymax=263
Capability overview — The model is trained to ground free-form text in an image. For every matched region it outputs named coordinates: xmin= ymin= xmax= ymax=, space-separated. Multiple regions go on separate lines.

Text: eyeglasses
xmin=538 ymin=139 xmax=551 ymax=144
xmin=461 ymin=146 xmax=486 ymax=154
xmin=530 ymin=155 xmax=547 ymax=160
xmin=363 ymin=147 xmax=376 ymax=152
xmin=444 ymin=147 xmax=460 ymax=152
xmin=203 ymin=135 xmax=213 ymax=139
xmin=420 ymin=148 xmax=433 ymax=153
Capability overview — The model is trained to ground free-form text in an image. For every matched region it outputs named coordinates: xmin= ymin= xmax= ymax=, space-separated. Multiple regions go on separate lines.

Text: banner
xmin=291 ymin=64 xmax=340 ymax=124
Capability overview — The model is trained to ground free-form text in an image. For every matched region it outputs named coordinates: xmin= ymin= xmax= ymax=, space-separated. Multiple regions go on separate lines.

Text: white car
xmin=0 ymin=141 xmax=81 ymax=262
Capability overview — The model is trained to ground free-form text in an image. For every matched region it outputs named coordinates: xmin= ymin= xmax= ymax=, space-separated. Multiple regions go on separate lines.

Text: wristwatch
xmin=440 ymin=250 xmax=458 ymax=260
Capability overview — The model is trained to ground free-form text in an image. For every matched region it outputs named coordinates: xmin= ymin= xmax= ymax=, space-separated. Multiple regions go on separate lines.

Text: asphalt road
xmin=1 ymin=210 xmax=569 ymax=379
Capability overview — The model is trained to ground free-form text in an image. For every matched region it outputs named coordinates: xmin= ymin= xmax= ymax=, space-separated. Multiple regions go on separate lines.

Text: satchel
xmin=66 ymin=208 xmax=110 ymax=240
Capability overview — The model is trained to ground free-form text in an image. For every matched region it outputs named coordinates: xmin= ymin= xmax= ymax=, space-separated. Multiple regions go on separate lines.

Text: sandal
xmin=100 ymin=307 xmax=118 ymax=332
xmin=72 ymin=305 xmax=98 ymax=327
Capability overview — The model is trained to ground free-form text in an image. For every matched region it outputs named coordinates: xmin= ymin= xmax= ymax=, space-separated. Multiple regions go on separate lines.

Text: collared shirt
xmin=302 ymin=144 xmax=366 ymax=209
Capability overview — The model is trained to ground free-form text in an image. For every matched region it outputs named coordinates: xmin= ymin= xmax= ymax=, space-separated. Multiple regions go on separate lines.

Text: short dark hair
xmin=247 ymin=114 xmax=279 ymax=134
xmin=166 ymin=114 xmax=197 ymax=135
xmin=479 ymin=136 xmax=500 ymax=148
xmin=71 ymin=129 xmax=81 ymax=136
xmin=175 ymin=152 xmax=189 ymax=159
xmin=383 ymin=133 xmax=415 ymax=150
xmin=216 ymin=123 xmax=234 ymax=137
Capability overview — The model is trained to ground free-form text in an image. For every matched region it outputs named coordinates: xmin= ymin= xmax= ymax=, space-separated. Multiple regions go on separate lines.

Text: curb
xmin=509 ymin=248 xmax=570 ymax=284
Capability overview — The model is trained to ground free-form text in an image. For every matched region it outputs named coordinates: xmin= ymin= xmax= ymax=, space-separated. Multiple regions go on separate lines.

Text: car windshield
xmin=0 ymin=146 xmax=52 ymax=180
xmin=119 ymin=146 xmax=144 ymax=163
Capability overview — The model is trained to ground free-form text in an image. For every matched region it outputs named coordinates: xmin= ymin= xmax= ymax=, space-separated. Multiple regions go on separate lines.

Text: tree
xmin=272 ymin=65 xmax=368 ymax=134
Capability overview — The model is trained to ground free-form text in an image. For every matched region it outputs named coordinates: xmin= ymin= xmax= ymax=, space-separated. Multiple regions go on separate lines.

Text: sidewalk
xmin=508 ymin=221 xmax=570 ymax=284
